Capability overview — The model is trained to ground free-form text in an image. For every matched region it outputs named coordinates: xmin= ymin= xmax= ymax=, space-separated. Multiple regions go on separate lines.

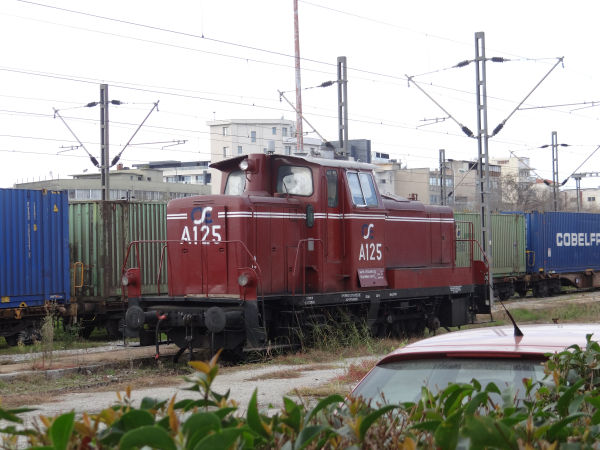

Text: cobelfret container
xmin=527 ymin=211 xmax=600 ymax=274
xmin=69 ymin=201 xmax=167 ymax=322
xmin=454 ymin=212 xmax=526 ymax=277
xmin=0 ymin=188 xmax=70 ymax=309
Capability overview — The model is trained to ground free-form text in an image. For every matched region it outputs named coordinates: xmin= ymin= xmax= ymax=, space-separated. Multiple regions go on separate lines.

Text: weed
xmin=334 ymin=359 xmax=378 ymax=385
xmin=40 ymin=313 xmax=54 ymax=368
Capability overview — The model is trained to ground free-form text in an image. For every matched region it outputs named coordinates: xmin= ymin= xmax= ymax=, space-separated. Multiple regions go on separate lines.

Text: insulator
xmin=492 ymin=123 xmax=504 ymax=136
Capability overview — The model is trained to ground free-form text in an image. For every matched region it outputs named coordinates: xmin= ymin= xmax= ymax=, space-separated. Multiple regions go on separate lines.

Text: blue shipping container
xmin=527 ymin=211 xmax=600 ymax=274
xmin=0 ymin=189 xmax=70 ymax=308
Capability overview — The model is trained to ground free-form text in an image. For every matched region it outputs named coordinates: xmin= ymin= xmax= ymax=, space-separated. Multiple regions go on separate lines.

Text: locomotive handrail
xmin=120 ymin=239 xmax=263 ymax=298
xmin=454 ymin=221 xmax=475 ymax=267
xmin=157 ymin=244 xmax=168 ymax=296
xmin=291 ymin=238 xmax=325 ymax=295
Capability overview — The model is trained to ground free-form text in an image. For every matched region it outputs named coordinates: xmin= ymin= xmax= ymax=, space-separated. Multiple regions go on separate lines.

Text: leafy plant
xmin=4 ymin=335 xmax=600 ymax=448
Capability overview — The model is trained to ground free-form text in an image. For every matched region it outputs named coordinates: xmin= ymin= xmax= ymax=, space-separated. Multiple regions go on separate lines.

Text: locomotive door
xmin=324 ymin=169 xmax=344 ymax=290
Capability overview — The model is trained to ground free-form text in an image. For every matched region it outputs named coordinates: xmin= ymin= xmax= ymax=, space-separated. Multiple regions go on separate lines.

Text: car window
xmin=225 ymin=170 xmax=246 ymax=195
xmin=276 ymin=165 xmax=313 ymax=196
xmin=352 ymin=358 xmax=547 ymax=405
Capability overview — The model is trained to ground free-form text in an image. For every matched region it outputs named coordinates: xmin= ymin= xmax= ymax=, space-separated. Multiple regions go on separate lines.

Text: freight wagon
xmin=457 ymin=210 xmax=600 ymax=299
xmin=69 ymin=201 xmax=167 ymax=338
xmin=526 ymin=211 xmax=600 ymax=295
xmin=455 ymin=212 xmax=527 ymax=300
xmin=0 ymin=189 xmax=71 ymax=345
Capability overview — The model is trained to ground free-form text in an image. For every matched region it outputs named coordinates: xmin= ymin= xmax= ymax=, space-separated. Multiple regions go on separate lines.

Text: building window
xmin=237 ymin=145 xmax=242 ymax=155
xmin=272 ymin=127 xmax=277 ymax=135
xmin=251 ymin=131 xmax=256 ymax=142
xmin=588 ymin=197 xmax=596 ymax=202
xmin=285 ymin=145 xmax=291 ymax=155
xmin=282 ymin=127 xmax=288 ymax=137
xmin=223 ymin=147 xmax=228 ymax=157
xmin=222 ymin=127 xmax=228 ymax=136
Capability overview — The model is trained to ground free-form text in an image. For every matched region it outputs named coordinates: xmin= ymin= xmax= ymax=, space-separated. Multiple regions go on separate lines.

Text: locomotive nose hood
xmin=166 ymin=196 xmax=258 ymax=299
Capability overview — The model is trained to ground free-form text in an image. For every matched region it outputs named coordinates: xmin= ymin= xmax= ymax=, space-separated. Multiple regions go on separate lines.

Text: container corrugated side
xmin=527 ymin=211 xmax=600 ymax=274
xmin=69 ymin=201 xmax=167 ymax=302
xmin=0 ymin=189 xmax=70 ymax=308
xmin=454 ymin=212 xmax=526 ymax=277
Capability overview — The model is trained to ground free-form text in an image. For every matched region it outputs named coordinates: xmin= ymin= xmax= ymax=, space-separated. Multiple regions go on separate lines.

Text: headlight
xmin=238 ymin=273 xmax=249 ymax=287
xmin=239 ymin=159 xmax=249 ymax=171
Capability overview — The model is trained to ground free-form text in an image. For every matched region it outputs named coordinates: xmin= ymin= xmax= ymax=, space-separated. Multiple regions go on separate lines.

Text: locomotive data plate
xmin=357 ymin=268 xmax=388 ymax=287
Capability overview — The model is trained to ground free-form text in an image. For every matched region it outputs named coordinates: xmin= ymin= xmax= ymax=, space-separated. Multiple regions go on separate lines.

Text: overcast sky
xmin=2 ymin=0 xmax=600 ymax=191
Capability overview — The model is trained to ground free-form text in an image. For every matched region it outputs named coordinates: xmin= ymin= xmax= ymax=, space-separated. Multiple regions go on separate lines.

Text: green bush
xmin=3 ymin=337 xmax=600 ymax=449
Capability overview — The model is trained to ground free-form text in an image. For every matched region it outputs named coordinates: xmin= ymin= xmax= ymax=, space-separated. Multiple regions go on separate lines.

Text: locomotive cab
xmin=123 ymin=153 xmax=488 ymax=356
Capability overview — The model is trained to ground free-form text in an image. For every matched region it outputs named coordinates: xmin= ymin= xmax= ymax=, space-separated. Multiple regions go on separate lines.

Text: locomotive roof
xmin=210 ymin=153 xmax=377 ymax=172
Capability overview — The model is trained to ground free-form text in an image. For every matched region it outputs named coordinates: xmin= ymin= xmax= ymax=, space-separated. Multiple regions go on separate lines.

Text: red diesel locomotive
xmin=123 ymin=153 xmax=490 ymax=356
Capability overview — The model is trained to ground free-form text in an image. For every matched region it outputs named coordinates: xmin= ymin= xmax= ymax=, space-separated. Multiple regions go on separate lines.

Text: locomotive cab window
xmin=225 ymin=170 xmax=246 ymax=195
xmin=347 ymin=172 xmax=378 ymax=207
xmin=326 ymin=170 xmax=338 ymax=207
xmin=276 ymin=165 xmax=313 ymax=196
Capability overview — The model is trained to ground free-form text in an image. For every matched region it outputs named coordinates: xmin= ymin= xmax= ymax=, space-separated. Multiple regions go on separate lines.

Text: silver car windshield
xmin=353 ymin=358 xmax=547 ymax=405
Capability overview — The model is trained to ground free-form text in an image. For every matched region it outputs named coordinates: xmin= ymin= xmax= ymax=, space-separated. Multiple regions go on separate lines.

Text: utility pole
xmin=551 ymin=131 xmax=559 ymax=211
xmin=337 ymin=56 xmax=348 ymax=158
xmin=293 ymin=0 xmax=303 ymax=154
xmin=439 ymin=149 xmax=446 ymax=205
xmin=100 ymin=84 xmax=110 ymax=201
xmin=475 ymin=32 xmax=494 ymax=307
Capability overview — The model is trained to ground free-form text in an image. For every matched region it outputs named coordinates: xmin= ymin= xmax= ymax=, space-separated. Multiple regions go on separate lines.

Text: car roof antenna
xmin=499 ymin=301 xmax=524 ymax=337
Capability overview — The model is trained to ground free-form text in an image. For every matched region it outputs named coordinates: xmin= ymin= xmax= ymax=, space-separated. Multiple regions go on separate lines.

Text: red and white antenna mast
xmin=293 ymin=0 xmax=303 ymax=153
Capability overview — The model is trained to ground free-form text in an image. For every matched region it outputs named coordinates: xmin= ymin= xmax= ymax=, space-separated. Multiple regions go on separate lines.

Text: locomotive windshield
xmin=276 ymin=165 xmax=313 ymax=196
xmin=225 ymin=170 xmax=246 ymax=195
xmin=348 ymin=172 xmax=378 ymax=206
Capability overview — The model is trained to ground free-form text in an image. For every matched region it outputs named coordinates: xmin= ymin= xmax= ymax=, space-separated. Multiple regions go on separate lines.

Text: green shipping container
xmin=454 ymin=212 xmax=526 ymax=278
xmin=69 ymin=201 xmax=167 ymax=326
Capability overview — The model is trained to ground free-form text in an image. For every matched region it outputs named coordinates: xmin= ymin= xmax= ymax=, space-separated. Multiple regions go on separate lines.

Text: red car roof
xmin=378 ymin=323 xmax=600 ymax=364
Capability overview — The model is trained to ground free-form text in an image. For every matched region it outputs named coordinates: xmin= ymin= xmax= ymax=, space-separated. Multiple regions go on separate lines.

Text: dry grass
xmin=245 ymin=368 xmax=303 ymax=381
xmin=334 ymin=359 xmax=378 ymax=385
xmin=290 ymin=381 xmax=349 ymax=398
